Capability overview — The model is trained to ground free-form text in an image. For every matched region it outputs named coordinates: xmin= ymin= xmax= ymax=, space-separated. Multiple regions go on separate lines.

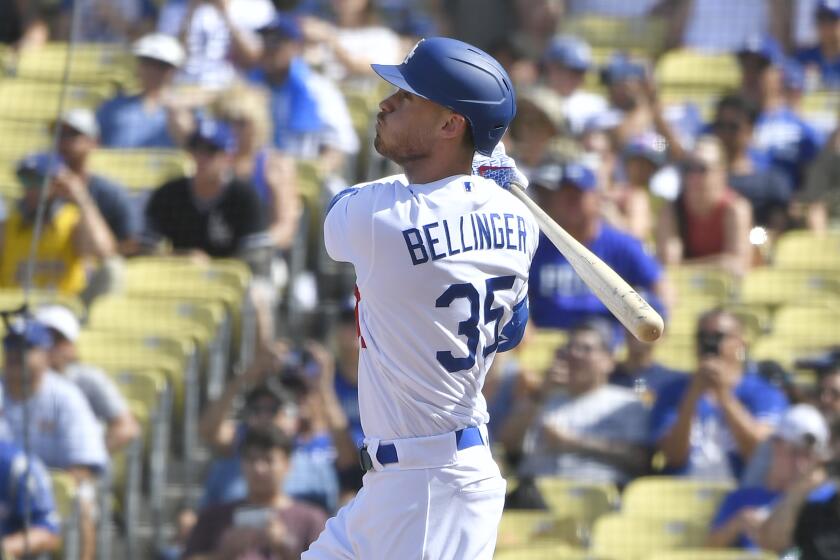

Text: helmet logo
xmin=403 ymin=39 xmax=424 ymax=64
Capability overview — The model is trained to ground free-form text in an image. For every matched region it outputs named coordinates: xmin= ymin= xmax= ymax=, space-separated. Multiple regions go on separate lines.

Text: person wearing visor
xmin=651 ymin=309 xmax=789 ymax=481
xmin=0 ymin=152 xmax=116 ymax=295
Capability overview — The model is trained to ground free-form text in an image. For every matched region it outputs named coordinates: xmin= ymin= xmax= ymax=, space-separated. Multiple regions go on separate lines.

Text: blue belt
xmin=359 ymin=426 xmax=485 ymax=472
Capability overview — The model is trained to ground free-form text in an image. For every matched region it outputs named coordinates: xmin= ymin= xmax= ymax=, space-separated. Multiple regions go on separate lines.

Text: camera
xmin=697 ymin=331 xmax=724 ymax=357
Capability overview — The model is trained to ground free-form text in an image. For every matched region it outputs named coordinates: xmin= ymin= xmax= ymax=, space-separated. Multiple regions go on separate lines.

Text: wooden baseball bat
xmin=508 ymin=183 xmax=664 ymax=342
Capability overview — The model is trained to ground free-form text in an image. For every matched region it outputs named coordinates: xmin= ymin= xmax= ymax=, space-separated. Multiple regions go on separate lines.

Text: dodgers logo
xmin=403 ymin=39 xmax=424 ymax=64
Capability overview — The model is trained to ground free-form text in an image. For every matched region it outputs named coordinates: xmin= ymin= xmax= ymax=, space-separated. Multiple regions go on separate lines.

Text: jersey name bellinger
xmin=402 ymin=211 xmax=529 ymax=266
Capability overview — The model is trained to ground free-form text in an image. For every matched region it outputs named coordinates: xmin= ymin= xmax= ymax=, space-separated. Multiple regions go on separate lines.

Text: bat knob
xmin=636 ymin=313 xmax=665 ymax=343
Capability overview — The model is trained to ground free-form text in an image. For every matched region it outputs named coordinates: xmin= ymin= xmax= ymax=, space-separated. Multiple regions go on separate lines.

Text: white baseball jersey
xmin=325 ymin=173 xmax=539 ymax=441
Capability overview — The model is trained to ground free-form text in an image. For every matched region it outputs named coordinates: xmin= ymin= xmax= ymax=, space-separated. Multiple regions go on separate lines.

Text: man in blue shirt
xmin=737 ymin=35 xmax=823 ymax=189
xmin=528 ymin=161 xmax=665 ymax=335
xmin=0 ymin=439 xmax=60 ymax=557
xmin=651 ymin=309 xmax=789 ymax=481
xmin=609 ymin=325 xmax=685 ymax=408
xmin=796 ymin=0 xmax=840 ymax=88
xmin=97 ymin=33 xmax=186 ymax=149
xmin=707 ymin=404 xmax=832 ymax=550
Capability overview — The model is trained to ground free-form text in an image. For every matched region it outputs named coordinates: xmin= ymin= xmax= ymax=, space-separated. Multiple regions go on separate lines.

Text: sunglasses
xmin=713 ymin=120 xmax=742 ymax=133
xmin=680 ymin=161 xmax=710 ymax=175
xmin=188 ymin=139 xmax=223 ymax=155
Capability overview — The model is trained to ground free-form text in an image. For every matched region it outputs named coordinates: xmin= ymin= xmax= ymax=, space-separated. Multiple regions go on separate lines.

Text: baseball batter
xmin=303 ymin=37 xmax=539 ymax=559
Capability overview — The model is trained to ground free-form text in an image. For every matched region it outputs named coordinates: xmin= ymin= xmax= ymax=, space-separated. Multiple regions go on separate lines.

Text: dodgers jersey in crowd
xmin=325 ymin=174 xmax=539 ymax=441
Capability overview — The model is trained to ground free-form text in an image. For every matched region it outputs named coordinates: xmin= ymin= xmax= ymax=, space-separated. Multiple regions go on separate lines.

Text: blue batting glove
xmin=472 ymin=142 xmax=529 ymax=189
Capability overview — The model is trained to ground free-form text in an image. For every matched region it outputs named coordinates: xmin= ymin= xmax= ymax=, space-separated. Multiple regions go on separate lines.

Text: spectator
xmin=609 ymin=326 xmax=685 ymax=407
xmin=796 ymin=126 xmax=840 ymax=230
xmin=708 ymin=404 xmax=831 ymax=550
xmin=564 ymin=0 xmax=659 ymax=18
xmin=796 ymin=0 xmax=840 ymax=88
xmin=607 ymin=132 xmax=669 ymax=242
xmin=249 ymin=14 xmax=359 ymax=172
xmin=0 ymin=439 xmax=61 ymax=557
xmin=757 ymin=418 xmax=840 ymax=557
xmin=96 ymin=33 xmax=187 ymax=149
xmin=58 ymin=0 xmax=157 ymax=43
xmin=737 ymin=35 xmax=823 ymax=189
xmin=159 ymin=0 xmax=273 ymax=89
xmin=199 ymin=347 xmax=339 ymax=514
xmin=711 ymin=94 xmax=793 ymax=233
xmin=528 ymin=160 xmax=665 ymax=335
xmin=34 ymin=305 xmax=141 ymax=454
xmin=501 ymin=320 xmax=650 ymax=485
xmin=1 ymin=318 xmax=108 ymax=475
xmin=213 ymin=85 xmax=302 ymax=252
xmin=651 ymin=309 xmax=789 ymax=480
xmin=819 ymin=366 xmax=840 ymax=423
xmin=670 ymin=0 xmax=771 ymax=52
xmin=300 ymin=0 xmax=403 ymax=84
xmin=0 ymin=153 xmax=116 ymax=296
xmin=183 ymin=426 xmax=327 ymax=559
xmin=507 ymin=87 xmax=572 ymax=179
xmin=0 ymin=0 xmax=51 ymax=48
xmin=53 ymin=108 xmax=142 ymax=255
xmin=655 ymin=136 xmax=753 ymax=276
xmin=542 ymin=35 xmax=607 ymax=137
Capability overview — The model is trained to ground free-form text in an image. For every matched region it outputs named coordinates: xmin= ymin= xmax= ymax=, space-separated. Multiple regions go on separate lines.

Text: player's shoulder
xmin=326 ymin=173 xmax=408 ymax=214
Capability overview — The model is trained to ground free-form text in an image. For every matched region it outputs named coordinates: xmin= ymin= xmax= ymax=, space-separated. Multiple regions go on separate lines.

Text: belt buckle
xmin=359 ymin=445 xmax=374 ymax=472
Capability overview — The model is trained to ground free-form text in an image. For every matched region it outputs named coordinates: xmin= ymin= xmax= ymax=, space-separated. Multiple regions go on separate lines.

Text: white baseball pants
xmin=302 ymin=427 xmax=506 ymax=560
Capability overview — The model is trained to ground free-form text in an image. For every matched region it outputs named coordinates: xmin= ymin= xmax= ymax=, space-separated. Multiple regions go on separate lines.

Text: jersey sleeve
xmin=324 ymin=184 xmax=377 ymax=275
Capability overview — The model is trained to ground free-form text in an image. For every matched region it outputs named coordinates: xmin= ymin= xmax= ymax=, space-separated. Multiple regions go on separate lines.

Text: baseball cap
xmin=817 ymin=0 xmax=840 ymax=18
xmin=737 ymin=35 xmax=786 ymax=67
xmin=600 ymin=55 xmax=647 ymax=86
xmin=2 ymin=319 xmax=53 ymax=350
xmin=257 ymin=14 xmax=303 ymax=41
xmin=16 ymin=152 xmax=64 ymax=180
xmin=782 ymin=58 xmax=806 ymax=91
xmin=132 ymin=33 xmax=185 ymax=68
xmin=544 ymin=35 xmax=593 ymax=72
xmin=517 ymin=86 xmax=567 ymax=134
xmin=188 ymin=119 xmax=236 ymax=153
xmin=54 ymin=108 xmax=99 ymax=139
xmin=561 ymin=162 xmax=597 ymax=191
xmin=34 ymin=305 xmax=80 ymax=343
xmin=624 ymin=133 xmax=668 ymax=168
xmin=774 ymin=404 xmax=830 ymax=453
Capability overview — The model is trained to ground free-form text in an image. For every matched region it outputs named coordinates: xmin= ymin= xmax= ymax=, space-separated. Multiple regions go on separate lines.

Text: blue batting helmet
xmin=371 ymin=37 xmax=516 ymax=156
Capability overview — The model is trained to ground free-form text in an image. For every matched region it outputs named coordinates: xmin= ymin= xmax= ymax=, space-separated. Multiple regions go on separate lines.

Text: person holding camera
xmin=651 ymin=308 xmax=789 ymax=480
xmin=183 ymin=426 xmax=327 ymax=560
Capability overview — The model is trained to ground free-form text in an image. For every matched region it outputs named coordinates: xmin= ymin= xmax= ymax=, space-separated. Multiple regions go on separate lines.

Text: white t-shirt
xmin=562 ymin=90 xmax=609 ymax=136
xmin=2 ymin=372 xmax=108 ymax=472
xmin=158 ymin=0 xmax=276 ymax=89
xmin=320 ymin=26 xmax=403 ymax=83
xmin=325 ymin=174 xmax=539 ymax=440
xmin=566 ymin=0 xmax=660 ymax=17
xmin=682 ymin=0 xmax=769 ymax=52
xmin=519 ymin=385 xmax=649 ymax=484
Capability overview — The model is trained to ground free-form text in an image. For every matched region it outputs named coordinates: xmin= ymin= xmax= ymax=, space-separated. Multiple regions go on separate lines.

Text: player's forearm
xmin=717 ymin=392 xmax=771 ymax=460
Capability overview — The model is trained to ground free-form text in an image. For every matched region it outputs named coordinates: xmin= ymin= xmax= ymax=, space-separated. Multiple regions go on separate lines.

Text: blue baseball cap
xmin=561 ymin=162 xmax=597 ymax=191
xmin=624 ymin=133 xmax=668 ymax=168
xmin=817 ymin=0 xmax=840 ymax=18
xmin=16 ymin=152 xmax=64 ymax=180
xmin=782 ymin=59 xmax=806 ymax=91
xmin=737 ymin=35 xmax=786 ymax=67
xmin=544 ymin=35 xmax=593 ymax=71
xmin=2 ymin=319 xmax=53 ymax=350
xmin=188 ymin=119 xmax=237 ymax=153
xmin=600 ymin=55 xmax=647 ymax=85
xmin=257 ymin=14 xmax=303 ymax=41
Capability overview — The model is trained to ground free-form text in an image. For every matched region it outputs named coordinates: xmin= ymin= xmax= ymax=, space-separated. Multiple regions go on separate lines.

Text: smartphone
xmin=233 ymin=506 xmax=273 ymax=529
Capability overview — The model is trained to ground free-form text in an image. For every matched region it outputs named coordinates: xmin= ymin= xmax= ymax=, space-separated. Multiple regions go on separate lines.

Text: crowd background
xmin=1 ymin=0 xmax=840 ymax=559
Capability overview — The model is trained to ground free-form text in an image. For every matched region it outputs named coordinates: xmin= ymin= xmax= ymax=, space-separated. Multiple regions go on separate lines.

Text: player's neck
xmin=402 ymin=153 xmax=471 ymax=185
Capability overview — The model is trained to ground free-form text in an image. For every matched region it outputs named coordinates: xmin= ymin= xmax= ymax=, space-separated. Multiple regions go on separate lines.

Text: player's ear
xmin=440 ymin=112 xmax=469 ymax=141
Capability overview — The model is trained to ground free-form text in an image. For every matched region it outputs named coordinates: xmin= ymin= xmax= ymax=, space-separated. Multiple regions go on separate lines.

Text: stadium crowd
xmin=1 ymin=0 xmax=840 ymax=559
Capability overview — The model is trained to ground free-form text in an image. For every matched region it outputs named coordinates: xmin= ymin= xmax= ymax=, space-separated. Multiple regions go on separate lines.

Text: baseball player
xmin=303 ymin=37 xmax=539 ymax=559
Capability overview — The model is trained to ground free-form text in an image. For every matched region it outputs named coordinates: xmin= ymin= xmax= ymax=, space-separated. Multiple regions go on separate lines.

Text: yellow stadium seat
xmin=0 ymin=289 xmax=85 ymax=319
xmin=87 ymin=149 xmax=193 ymax=191
xmin=497 ymin=511 xmax=561 ymax=549
xmin=0 ymin=80 xmax=108 ymax=121
xmin=653 ymin=333 xmax=696 ymax=372
xmin=535 ymin=478 xmax=619 ymax=546
xmin=751 ymin=335 xmax=835 ymax=373
xmin=50 ymin=470 xmax=81 ymax=559
xmin=0 ymin=119 xmax=52 ymax=161
xmin=646 ymin=550 xmax=778 ymax=560
xmin=621 ymin=477 xmax=734 ymax=522
xmin=13 ymin=42 xmax=132 ymax=85
xmin=656 ymin=50 xmax=741 ymax=90
xmin=591 ymin=514 xmax=706 ymax=560
xmin=124 ymin=256 xmax=250 ymax=295
xmin=517 ymin=329 xmax=568 ymax=374
xmin=738 ymin=268 xmax=840 ymax=307
xmin=495 ymin=544 xmax=604 ymax=560
xmin=558 ymin=15 xmax=666 ymax=54
xmin=773 ymin=230 xmax=840 ymax=269
xmin=770 ymin=306 xmax=840 ymax=344
xmin=667 ymin=266 xmax=734 ymax=302
xmin=802 ymin=90 xmax=840 ymax=115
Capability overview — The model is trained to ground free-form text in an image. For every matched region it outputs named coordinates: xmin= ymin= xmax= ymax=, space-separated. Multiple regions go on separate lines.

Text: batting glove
xmin=472 ymin=142 xmax=529 ymax=190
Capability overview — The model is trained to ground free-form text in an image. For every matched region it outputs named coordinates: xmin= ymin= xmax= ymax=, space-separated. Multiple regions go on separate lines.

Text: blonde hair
xmin=213 ymin=84 xmax=272 ymax=148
